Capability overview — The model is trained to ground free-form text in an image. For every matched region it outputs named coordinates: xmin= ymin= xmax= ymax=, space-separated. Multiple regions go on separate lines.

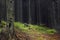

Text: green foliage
xmin=14 ymin=22 xmax=57 ymax=34
xmin=14 ymin=22 xmax=29 ymax=32
xmin=1 ymin=21 xmax=6 ymax=27
xmin=1 ymin=21 xmax=6 ymax=24
xmin=0 ymin=21 xmax=57 ymax=34
xmin=46 ymin=29 xmax=56 ymax=34
xmin=0 ymin=21 xmax=6 ymax=33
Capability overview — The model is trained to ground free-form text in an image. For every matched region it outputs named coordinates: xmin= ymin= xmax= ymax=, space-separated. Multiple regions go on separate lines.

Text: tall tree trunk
xmin=29 ymin=0 xmax=31 ymax=24
xmin=6 ymin=0 xmax=15 ymax=39
xmin=19 ymin=0 xmax=22 ymax=22
xmin=54 ymin=0 xmax=60 ymax=33
xmin=30 ymin=0 xmax=35 ymax=24
xmin=0 ymin=0 xmax=2 ymax=27
xmin=38 ymin=0 xmax=41 ymax=25
xmin=36 ymin=0 xmax=41 ymax=25
xmin=51 ymin=0 xmax=57 ymax=29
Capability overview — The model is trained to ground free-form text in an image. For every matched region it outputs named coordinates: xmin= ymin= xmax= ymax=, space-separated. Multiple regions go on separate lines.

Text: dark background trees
xmin=14 ymin=0 xmax=53 ymax=27
xmin=14 ymin=0 xmax=60 ymax=33
xmin=0 ymin=0 xmax=60 ymax=31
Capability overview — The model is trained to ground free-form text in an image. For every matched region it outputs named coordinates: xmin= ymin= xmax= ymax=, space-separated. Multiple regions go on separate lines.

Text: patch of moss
xmin=14 ymin=22 xmax=57 ymax=34
xmin=0 ymin=21 xmax=57 ymax=34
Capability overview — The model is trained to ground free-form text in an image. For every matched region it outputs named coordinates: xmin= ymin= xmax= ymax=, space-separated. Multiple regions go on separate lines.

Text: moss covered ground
xmin=0 ymin=21 xmax=60 ymax=40
xmin=14 ymin=22 xmax=56 ymax=34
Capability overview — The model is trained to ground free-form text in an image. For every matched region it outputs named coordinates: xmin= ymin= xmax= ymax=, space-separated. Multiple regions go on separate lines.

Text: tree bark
xmin=6 ymin=0 xmax=15 ymax=39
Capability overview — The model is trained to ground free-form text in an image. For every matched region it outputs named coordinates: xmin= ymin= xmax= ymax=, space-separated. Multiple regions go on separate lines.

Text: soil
xmin=0 ymin=28 xmax=60 ymax=40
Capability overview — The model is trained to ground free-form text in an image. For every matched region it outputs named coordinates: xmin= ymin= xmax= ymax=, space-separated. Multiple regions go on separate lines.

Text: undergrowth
xmin=14 ymin=22 xmax=56 ymax=34
xmin=0 ymin=21 xmax=57 ymax=40
xmin=0 ymin=21 xmax=57 ymax=34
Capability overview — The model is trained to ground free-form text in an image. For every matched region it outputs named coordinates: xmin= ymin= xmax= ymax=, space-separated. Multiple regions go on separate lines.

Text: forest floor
xmin=15 ymin=28 xmax=60 ymax=40
xmin=0 ymin=28 xmax=60 ymax=40
xmin=0 ymin=22 xmax=60 ymax=40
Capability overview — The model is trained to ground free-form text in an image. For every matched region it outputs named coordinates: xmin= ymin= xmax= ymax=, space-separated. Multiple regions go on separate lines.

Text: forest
xmin=0 ymin=0 xmax=60 ymax=40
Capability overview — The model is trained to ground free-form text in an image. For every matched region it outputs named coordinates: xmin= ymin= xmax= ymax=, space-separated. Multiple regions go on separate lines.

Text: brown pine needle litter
xmin=0 ymin=27 xmax=60 ymax=40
